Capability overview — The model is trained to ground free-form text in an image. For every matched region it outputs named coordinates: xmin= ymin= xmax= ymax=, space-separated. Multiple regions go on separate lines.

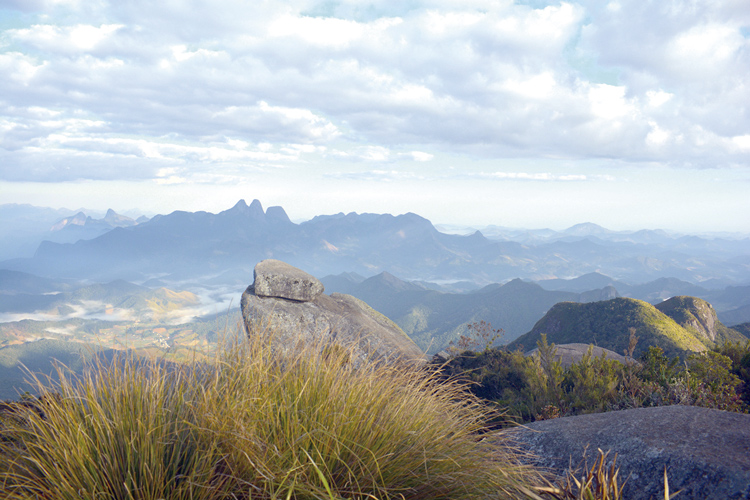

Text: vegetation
xmin=435 ymin=331 xmax=750 ymax=425
xmin=0 ymin=327 xmax=541 ymax=500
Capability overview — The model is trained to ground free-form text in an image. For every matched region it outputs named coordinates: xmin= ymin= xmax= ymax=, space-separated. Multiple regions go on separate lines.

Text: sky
xmin=0 ymin=0 xmax=749 ymax=233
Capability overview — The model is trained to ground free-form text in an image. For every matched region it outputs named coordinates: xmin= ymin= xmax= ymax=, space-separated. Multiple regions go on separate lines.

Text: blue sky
xmin=1 ymin=0 xmax=749 ymax=232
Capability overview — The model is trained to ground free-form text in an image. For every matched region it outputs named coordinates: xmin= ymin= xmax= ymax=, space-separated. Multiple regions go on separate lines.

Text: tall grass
xmin=0 ymin=326 xmax=540 ymax=499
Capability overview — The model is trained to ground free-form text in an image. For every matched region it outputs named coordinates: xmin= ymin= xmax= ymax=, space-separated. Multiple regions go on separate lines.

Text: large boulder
xmin=524 ymin=343 xmax=631 ymax=367
xmin=252 ymin=259 xmax=325 ymax=302
xmin=241 ymin=260 xmax=425 ymax=366
xmin=505 ymin=405 xmax=750 ymax=500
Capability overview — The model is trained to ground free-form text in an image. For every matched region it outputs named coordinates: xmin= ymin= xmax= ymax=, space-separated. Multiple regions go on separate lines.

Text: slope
xmin=655 ymin=296 xmax=746 ymax=346
xmin=508 ymin=297 xmax=711 ymax=358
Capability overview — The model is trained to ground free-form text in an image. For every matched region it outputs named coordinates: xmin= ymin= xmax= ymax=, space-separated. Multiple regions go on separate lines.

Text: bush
xmin=434 ymin=335 xmax=750 ymax=425
xmin=714 ymin=340 xmax=750 ymax=407
xmin=0 ymin=328 xmax=540 ymax=500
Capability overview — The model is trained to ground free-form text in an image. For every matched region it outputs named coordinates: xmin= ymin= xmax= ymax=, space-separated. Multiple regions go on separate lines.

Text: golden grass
xmin=0 ymin=326 xmax=541 ymax=499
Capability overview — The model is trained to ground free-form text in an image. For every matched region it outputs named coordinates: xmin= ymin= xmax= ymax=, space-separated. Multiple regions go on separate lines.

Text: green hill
xmin=507 ymin=297 xmax=740 ymax=359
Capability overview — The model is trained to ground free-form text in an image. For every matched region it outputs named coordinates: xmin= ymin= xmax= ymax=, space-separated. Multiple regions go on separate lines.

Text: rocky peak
xmin=225 ymin=199 xmax=266 ymax=221
xmin=265 ymin=206 xmax=292 ymax=225
xmin=656 ymin=296 xmax=719 ymax=342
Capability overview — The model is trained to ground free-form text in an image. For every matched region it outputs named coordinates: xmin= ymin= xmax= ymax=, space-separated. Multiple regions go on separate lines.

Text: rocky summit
xmin=506 ymin=405 xmax=750 ymax=500
xmin=241 ymin=259 xmax=425 ymax=366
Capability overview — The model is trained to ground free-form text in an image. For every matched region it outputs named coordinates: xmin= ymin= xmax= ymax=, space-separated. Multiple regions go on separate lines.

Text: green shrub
xmin=684 ymin=350 xmax=744 ymax=411
xmin=0 ymin=328 xmax=540 ymax=500
xmin=434 ymin=334 xmax=749 ymax=424
xmin=714 ymin=340 xmax=750 ymax=407
xmin=638 ymin=346 xmax=680 ymax=388
xmin=562 ymin=347 xmax=621 ymax=415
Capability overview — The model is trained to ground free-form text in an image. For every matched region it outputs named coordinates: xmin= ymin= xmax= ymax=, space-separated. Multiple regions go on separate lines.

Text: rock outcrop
xmin=241 ymin=259 xmax=425 ymax=366
xmin=655 ymin=295 xmax=745 ymax=345
xmin=506 ymin=405 xmax=750 ymax=500
xmin=524 ymin=343 xmax=631 ymax=367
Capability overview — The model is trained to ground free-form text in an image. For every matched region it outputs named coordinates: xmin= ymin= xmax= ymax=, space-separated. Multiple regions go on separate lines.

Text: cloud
xmin=464 ymin=171 xmax=616 ymax=182
xmin=9 ymin=23 xmax=123 ymax=53
xmin=0 ymin=0 xmax=748 ymax=187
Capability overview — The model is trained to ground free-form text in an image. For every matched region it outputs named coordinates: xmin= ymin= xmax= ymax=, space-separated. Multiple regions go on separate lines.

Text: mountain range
xmin=321 ymin=271 xmax=617 ymax=352
xmin=0 ymin=204 xmax=148 ymax=261
xmin=2 ymin=200 xmax=750 ymax=289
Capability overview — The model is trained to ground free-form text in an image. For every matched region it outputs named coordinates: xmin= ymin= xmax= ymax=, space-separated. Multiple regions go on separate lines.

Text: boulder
xmin=505 ymin=405 xmax=750 ymax=500
xmin=241 ymin=260 xmax=425 ymax=366
xmin=252 ymin=259 xmax=324 ymax=302
xmin=524 ymin=343 xmax=631 ymax=367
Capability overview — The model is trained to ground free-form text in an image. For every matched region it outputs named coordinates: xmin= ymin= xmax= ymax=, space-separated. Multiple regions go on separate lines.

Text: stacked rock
xmin=241 ymin=259 xmax=425 ymax=366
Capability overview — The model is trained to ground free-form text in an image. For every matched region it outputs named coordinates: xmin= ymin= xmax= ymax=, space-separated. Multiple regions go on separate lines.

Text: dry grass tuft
xmin=0 ymin=325 xmax=541 ymax=499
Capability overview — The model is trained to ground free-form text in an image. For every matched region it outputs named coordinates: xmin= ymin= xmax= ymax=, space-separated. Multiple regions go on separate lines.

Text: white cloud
xmin=409 ymin=151 xmax=434 ymax=162
xmin=0 ymin=52 xmax=47 ymax=84
xmin=646 ymin=90 xmax=673 ymax=108
xmin=472 ymin=172 xmax=595 ymax=182
xmin=9 ymin=23 xmax=123 ymax=53
xmin=0 ymin=0 xmax=748 ymax=190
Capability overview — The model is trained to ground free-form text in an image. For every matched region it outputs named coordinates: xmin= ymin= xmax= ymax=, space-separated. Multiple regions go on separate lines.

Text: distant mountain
xmin=47 ymin=209 xmax=142 ymax=244
xmin=719 ymin=304 xmax=750 ymax=327
xmin=563 ymin=222 xmax=612 ymax=238
xmin=536 ymin=272 xmax=627 ymax=293
xmin=508 ymin=297 xmax=746 ymax=358
xmin=320 ymin=272 xmax=368 ymax=295
xmin=626 ymin=278 xmax=709 ymax=304
xmin=3 ymin=200 xmax=750 ymax=287
xmin=730 ymin=322 xmax=750 ymax=338
xmin=0 ymin=270 xmax=73 ymax=294
xmin=0 ymin=204 xmax=77 ymax=260
xmin=0 ymin=339 xmax=118 ymax=401
xmin=0 ymin=204 xmax=148 ymax=261
xmin=704 ymin=285 xmax=750 ymax=313
xmin=536 ymin=273 xmax=722 ymax=306
xmin=323 ymin=271 xmax=620 ymax=353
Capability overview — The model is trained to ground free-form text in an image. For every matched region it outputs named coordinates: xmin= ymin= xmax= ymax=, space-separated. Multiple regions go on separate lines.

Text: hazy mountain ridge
xmin=322 ymin=271 xmax=619 ymax=353
xmin=0 ymin=204 xmax=148 ymax=261
xmin=534 ymin=272 xmax=750 ymax=325
xmin=47 ymin=209 xmax=142 ymax=245
xmin=3 ymin=200 xmax=750 ymax=286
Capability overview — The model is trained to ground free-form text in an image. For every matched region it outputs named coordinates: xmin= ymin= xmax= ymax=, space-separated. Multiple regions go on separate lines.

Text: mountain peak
xmin=248 ymin=199 xmax=264 ymax=215
xmin=564 ymin=222 xmax=610 ymax=236
xmin=224 ymin=199 xmax=266 ymax=220
xmin=266 ymin=206 xmax=292 ymax=224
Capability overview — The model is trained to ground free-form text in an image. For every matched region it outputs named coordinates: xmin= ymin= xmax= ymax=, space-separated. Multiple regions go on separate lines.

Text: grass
xmin=535 ymin=449 xmax=680 ymax=500
xmin=0 ymin=325 xmax=541 ymax=499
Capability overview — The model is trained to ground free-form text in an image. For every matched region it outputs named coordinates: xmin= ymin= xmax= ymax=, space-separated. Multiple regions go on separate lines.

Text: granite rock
xmin=505 ymin=405 xmax=750 ymax=500
xmin=252 ymin=259 xmax=324 ymax=302
xmin=241 ymin=260 xmax=425 ymax=366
